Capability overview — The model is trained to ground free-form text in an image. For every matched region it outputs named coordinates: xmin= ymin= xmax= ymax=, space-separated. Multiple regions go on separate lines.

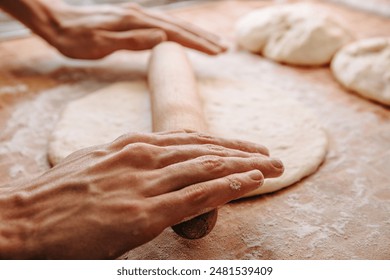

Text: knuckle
xmin=112 ymin=132 xmax=151 ymax=147
xmin=248 ymin=158 xmax=259 ymax=169
xmin=249 ymin=156 xmax=268 ymax=170
xmin=198 ymin=155 xmax=225 ymax=173
xmin=183 ymin=183 xmax=209 ymax=205
xmin=194 ymin=132 xmax=214 ymax=141
xmin=121 ymin=143 xmax=162 ymax=167
xmin=204 ymin=143 xmax=224 ymax=153
xmin=88 ymin=148 xmax=108 ymax=158
xmin=124 ymin=142 xmax=151 ymax=155
xmin=235 ymin=141 xmax=252 ymax=153
xmin=226 ymin=177 xmax=242 ymax=191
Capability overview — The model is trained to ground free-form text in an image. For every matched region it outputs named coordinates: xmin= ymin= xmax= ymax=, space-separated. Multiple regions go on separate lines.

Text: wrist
xmin=0 ymin=0 xmax=70 ymax=45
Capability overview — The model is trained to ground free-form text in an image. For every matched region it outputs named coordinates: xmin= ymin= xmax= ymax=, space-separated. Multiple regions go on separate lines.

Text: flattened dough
xmin=48 ymin=80 xmax=328 ymax=197
xmin=331 ymin=37 xmax=390 ymax=105
xmin=235 ymin=3 xmax=353 ymax=66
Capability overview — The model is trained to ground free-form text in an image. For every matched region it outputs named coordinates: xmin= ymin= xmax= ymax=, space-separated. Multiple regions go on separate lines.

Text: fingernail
xmin=270 ymin=158 xmax=284 ymax=169
xmin=218 ymin=39 xmax=229 ymax=52
xmin=249 ymin=170 xmax=263 ymax=181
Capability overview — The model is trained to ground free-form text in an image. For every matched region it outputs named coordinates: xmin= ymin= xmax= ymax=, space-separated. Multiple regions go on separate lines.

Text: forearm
xmin=0 ymin=172 xmax=85 ymax=260
xmin=0 ymin=181 xmax=35 ymax=259
xmin=0 ymin=0 xmax=67 ymax=44
xmin=0 ymin=172 xmax=98 ymax=260
xmin=0 ymin=166 xmax=137 ymax=260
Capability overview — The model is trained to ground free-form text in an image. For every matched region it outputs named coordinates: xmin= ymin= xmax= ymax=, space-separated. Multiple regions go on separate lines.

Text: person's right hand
xmin=44 ymin=2 xmax=227 ymax=59
xmin=1 ymin=131 xmax=283 ymax=259
xmin=0 ymin=0 xmax=227 ymax=59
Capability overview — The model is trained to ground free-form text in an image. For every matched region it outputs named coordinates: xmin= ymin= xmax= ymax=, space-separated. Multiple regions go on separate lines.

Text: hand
xmin=0 ymin=0 xmax=226 ymax=59
xmin=0 ymin=131 xmax=283 ymax=259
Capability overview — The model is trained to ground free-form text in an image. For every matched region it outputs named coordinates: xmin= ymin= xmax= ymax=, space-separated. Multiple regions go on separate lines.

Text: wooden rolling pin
xmin=148 ymin=42 xmax=218 ymax=239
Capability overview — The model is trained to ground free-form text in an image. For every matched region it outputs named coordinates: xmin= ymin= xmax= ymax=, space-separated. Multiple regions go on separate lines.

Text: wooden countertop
xmin=0 ymin=0 xmax=389 ymax=259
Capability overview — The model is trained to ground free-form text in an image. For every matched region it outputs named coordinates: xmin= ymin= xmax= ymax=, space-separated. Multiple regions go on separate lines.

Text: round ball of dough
xmin=235 ymin=4 xmax=353 ymax=66
xmin=331 ymin=37 xmax=390 ymax=106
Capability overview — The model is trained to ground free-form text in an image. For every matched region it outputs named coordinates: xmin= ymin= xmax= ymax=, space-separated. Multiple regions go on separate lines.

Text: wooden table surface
xmin=0 ymin=0 xmax=389 ymax=259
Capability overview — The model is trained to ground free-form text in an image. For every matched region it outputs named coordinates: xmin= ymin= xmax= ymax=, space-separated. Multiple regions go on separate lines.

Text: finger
xmin=97 ymin=28 xmax=167 ymax=51
xmin=110 ymin=132 xmax=270 ymax=156
xmin=139 ymin=10 xmax=227 ymax=53
xmin=141 ymin=18 xmax=224 ymax=55
xmin=111 ymin=6 xmax=225 ymax=55
xmin=155 ymin=129 xmax=197 ymax=135
xmin=117 ymin=0 xmax=217 ymax=48
xmin=145 ymin=155 xmax=282 ymax=196
xmin=151 ymin=170 xmax=264 ymax=227
xmin=157 ymin=144 xmax=265 ymax=167
xmin=163 ymin=132 xmax=270 ymax=156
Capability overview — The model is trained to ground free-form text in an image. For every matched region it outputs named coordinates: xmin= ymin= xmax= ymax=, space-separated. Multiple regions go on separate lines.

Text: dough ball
xmin=235 ymin=3 xmax=353 ymax=66
xmin=331 ymin=37 xmax=390 ymax=106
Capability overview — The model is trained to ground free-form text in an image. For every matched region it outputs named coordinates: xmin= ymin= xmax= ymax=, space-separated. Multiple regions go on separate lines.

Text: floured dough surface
xmin=331 ymin=37 xmax=390 ymax=106
xmin=235 ymin=3 xmax=353 ymax=66
xmin=48 ymin=80 xmax=328 ymax=197
xmin=48 ymin=82 xmax=152 ymax=165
